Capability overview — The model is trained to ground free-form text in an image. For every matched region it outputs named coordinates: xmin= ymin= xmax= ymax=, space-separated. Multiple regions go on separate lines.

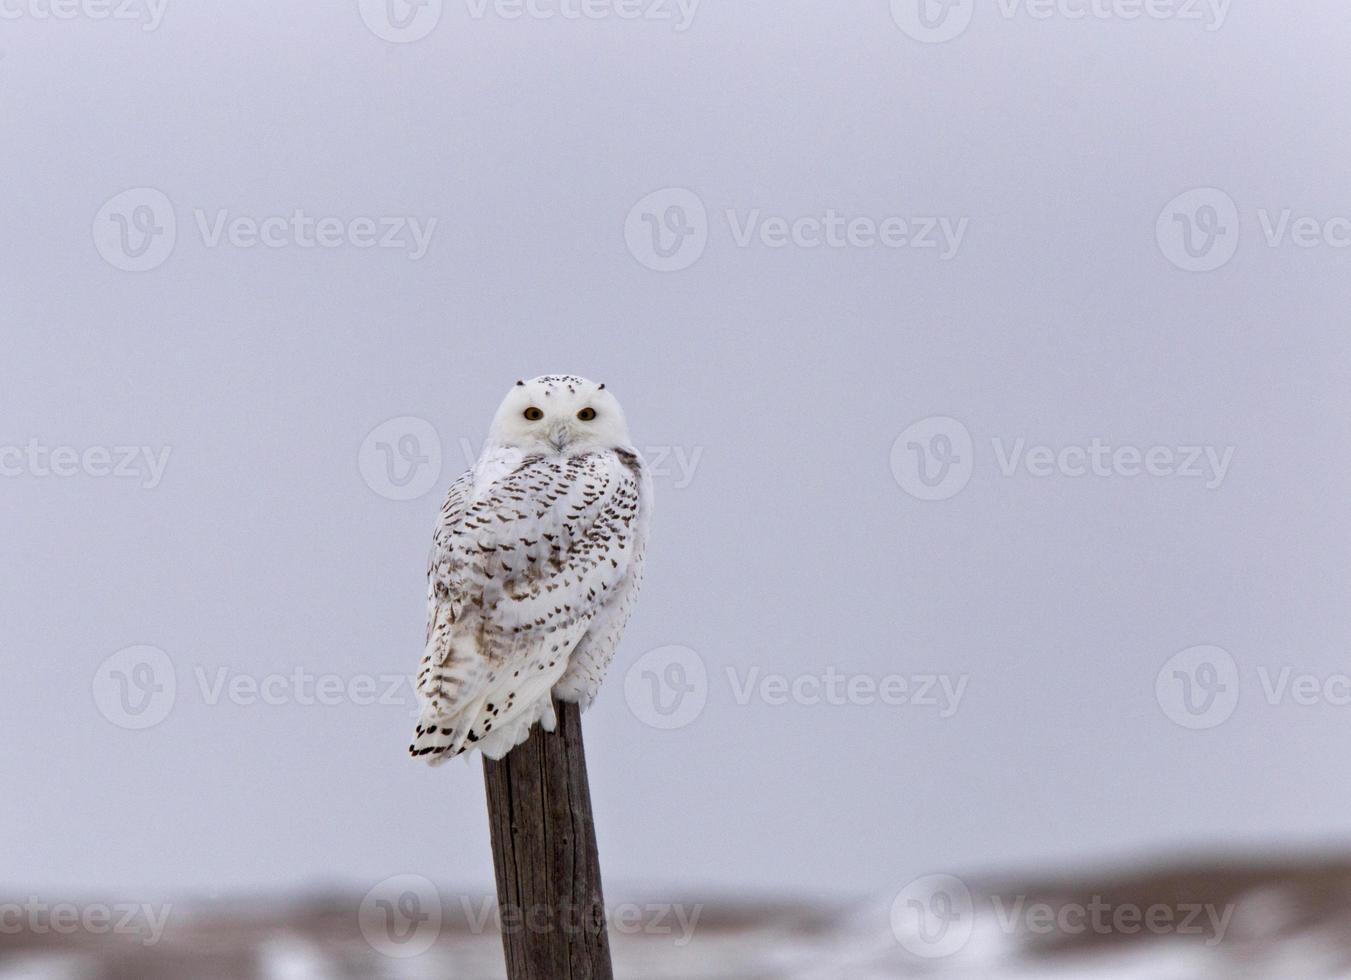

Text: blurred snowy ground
xmin=4 ymin=855 xmax=1351 ymax=979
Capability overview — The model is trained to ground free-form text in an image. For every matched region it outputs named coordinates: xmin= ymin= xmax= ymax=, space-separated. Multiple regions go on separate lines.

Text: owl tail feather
xmin=410 ymin=691 xmax=490 ymax=766
xmin=410 ymin=664 xmax=566 ymax=765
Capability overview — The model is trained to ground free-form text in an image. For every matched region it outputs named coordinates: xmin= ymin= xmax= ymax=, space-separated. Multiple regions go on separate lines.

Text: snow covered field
xmin=4 ymin=856 xmax=1350 ymax=978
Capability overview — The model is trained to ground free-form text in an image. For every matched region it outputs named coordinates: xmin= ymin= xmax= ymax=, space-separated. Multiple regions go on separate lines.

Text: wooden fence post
xmin=482 ymin=698 xmax=615 ymax=980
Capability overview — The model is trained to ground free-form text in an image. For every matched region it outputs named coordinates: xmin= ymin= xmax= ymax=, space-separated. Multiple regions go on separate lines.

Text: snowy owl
xmin=410 ymin=375 xmax=653 ymax=763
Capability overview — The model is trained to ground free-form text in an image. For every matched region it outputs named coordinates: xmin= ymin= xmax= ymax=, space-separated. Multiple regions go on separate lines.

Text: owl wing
xmin=554 ymin=453 xmax=652 ymax=709
xmin=412 ymin=449 xmax=645 ymax=763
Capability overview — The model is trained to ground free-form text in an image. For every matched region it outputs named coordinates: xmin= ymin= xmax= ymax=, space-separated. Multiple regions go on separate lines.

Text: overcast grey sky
xmin=3 ymin=0 xmax=1351 ymax=901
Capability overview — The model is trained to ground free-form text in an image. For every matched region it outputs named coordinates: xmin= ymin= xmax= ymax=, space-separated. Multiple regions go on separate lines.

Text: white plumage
xmin=410 ymin=375 xmax=652 ymax=763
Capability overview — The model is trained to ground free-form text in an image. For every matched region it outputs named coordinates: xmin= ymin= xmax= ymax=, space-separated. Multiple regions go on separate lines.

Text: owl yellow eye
xmin=523 ymin=407 xmax=544 ymax=421
xmin=576 ymin=407 xmax=596 ymax=421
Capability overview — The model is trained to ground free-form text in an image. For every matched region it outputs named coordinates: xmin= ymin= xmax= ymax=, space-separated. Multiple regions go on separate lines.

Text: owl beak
xmin=547 ymin=422 xmax=571 ymax=453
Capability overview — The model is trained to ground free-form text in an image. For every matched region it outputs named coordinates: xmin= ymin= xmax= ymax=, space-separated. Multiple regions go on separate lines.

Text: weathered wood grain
xmin=482 ymin=699 xmax=614 ymax=980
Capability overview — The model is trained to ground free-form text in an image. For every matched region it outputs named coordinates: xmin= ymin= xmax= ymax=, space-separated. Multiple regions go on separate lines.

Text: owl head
xmin=488 ymin=375 xmax=633 ymax=455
